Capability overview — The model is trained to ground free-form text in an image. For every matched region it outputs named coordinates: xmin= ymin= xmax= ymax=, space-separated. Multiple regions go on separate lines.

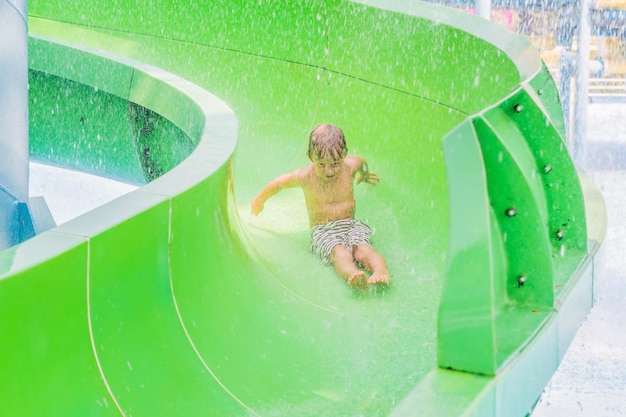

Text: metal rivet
xmin=544 ymin=165 xmax=552 ymax=174
xmin=514 ymin=104 xmax=524 ymax=113
xmin=505 ymin=208 xmax=517 ymax=217
xmin=556 ymin=230 xmax=564 ymax=240
xmin=538 ymin=89 xmax=544 ymax=95
xmin=518 ymin=276 xmax=527 ymax=287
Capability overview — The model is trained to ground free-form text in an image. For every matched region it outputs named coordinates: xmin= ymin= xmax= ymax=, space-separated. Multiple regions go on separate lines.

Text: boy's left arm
xmin=355 ymin=156 xmax=380 ymax=185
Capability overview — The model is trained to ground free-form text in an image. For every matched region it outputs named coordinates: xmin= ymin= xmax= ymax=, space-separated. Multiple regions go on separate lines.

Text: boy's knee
xmin=353 ymin=244 xmax=373 ymax=261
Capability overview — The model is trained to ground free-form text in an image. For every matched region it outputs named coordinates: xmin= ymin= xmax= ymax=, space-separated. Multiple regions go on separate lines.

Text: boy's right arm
xmin=251 ymin=171 xmax=300 ymax=215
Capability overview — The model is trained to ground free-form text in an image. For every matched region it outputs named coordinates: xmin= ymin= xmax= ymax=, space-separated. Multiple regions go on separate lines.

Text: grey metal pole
xmin=556 ymin=0 xmax=578 ymax=149
xmin=0 ymin=0 xmax=29 ymax=202
xmin=476 ymin=0 xmax=491 ymax=19
xmin=573 ymin=0 xmax=591 ymax=167
xmin=0 ymin=0 xmax=54 ymax=249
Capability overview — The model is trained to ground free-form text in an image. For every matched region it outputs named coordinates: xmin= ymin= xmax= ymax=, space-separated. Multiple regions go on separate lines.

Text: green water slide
xmin=0 ymin=1 xmax=606 ymax=416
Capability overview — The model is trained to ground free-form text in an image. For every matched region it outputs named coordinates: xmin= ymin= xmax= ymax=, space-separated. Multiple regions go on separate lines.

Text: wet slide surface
xmin=0 ymin=1 xmax=595 ymax=416
xmin=29 ymin=16 xmax=449 ymax=414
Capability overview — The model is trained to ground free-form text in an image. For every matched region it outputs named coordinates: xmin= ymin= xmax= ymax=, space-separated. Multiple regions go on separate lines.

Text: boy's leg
xmin=353 ymin=244 xmax=390 ymax=285
xmin=330 ymin=245 xmax=367 ymax=289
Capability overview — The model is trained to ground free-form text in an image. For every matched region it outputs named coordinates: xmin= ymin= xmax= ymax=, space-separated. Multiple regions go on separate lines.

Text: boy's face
xmin=310 ymin=152 xmax=345 ymax=182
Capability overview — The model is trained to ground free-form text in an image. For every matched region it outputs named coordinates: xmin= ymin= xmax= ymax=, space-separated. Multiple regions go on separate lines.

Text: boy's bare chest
xmin=307 ymin=176 xmax=353 ymax=204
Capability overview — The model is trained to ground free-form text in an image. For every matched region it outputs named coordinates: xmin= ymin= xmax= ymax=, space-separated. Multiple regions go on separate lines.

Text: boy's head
xmin=307 ymin=124 xmax=347 ymax=161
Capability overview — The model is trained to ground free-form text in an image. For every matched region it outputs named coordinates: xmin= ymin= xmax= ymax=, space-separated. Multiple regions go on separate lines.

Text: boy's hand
xmin=356 ymin=171 xmax=380 ymax=185
xmin=356 ymin=161 xmax=379 ymax=185
xmin=251 ymin=196 xmax=264 ymax=216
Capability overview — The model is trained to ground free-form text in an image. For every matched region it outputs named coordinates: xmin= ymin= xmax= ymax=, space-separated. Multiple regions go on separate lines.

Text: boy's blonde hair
xmin=308 ymin=124 xmax=347 ymax=160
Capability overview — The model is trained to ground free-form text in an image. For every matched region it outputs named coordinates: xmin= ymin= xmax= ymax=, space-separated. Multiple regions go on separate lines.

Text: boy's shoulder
xmin=344 ymin=155 xmax=363 ymax=170
xmin=293 ymin=163 xmax=314 ymax=181
xmin=344 ymin=155 xmax=362 ymax=164
xmin=299 ymin=162 xmax=314 ymax=174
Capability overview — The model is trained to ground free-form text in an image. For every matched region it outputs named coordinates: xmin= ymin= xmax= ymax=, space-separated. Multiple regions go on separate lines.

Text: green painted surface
xmin=0 ymin=233 xmax=118 ymax=416
xmin=0 ymin=1 xmax=607 ymax=416
xmin=439 ymin=85 xmax=590 ymax=376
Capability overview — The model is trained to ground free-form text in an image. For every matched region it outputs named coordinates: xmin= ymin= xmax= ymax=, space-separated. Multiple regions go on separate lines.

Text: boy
xmin=251 ymin=124 xmax=390 ymax=289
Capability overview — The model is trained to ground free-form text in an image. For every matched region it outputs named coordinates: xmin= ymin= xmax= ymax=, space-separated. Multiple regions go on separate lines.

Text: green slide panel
xmin=0 ymin=1 xmax=606 ymax=416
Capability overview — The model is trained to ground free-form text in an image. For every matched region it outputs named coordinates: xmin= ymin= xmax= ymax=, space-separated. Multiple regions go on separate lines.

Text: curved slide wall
xmin=0 ymin=1 xmax=606 ymax=416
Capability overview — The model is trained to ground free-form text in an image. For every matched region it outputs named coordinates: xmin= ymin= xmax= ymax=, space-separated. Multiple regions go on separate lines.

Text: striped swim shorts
xmin=310 ymin=219 xmax=372 ymax=265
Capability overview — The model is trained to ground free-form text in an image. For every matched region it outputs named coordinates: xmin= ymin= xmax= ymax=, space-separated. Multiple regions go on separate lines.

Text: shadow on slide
xmin=0 ymin=1 xmax=606 ymax=416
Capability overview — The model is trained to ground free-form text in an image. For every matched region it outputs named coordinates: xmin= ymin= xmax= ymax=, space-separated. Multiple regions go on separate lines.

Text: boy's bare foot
xmin=346 ymin=271 xmax=367 ymax=289
xmin=367 ymin=271 xmax=390 ymax=286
